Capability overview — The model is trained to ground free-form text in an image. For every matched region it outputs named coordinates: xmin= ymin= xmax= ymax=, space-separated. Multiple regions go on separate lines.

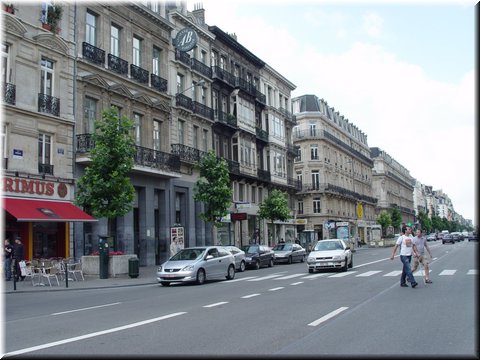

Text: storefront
xmin=2 ymin=176 xmax=96 ymax=260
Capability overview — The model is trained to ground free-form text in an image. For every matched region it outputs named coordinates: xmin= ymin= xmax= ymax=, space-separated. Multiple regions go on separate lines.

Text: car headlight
xmin=307 ymin=257 xmax=315 ymax=263
xmin=181 ymin=265 xmax=194 ymax=272
xmin=332 ymin=255 xmax=343 ymax=261
xmin=245 ymin=257 xmax=251 ymax=261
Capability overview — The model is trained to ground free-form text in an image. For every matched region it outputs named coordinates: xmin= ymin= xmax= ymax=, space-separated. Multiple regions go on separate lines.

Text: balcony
xmin=280 ymin=107 xmax=296 ymax=125
xmin=38 ymin=163 xmax=54 ymax=175
xmin=176 ymin=93 xmax=193 ymax=110
xmin=257 ymin=168 xmax=271 ymax=183
xmin=2 ymin=83 xmax=16 ymax=105
xmin=255 ymin=89 xmax=266 ymax=104
xmin=150 ymin=74 xmax=168 ymax=93
xmin=175 ymin=49 xmax=191 ymax=67
xmin=191 ymin=58 xmax=212 ymax=78
xmin=235 ymin=77 xmax=256 ymax=96
xmin=134 ymin=146 xmax=180 ymax=172
xmin=108 ymin=54 xmax=128 ymax=76
xmin=287 ymin=177 xmax=302 ymax=190
xmin=76 ymin=133 xmax=95 ymax=153
xmin=171 ymin=143 xmax=206 ymax=164
xmin=130 ymin=64 xmax=149 ymax=85
xmin=211 ymin=66 xmax=236 ymax=87
xmin=225 ymin=159 xmax=240 ymax=175
xmin=286 ymin=143 xmax=300 ymax=157
xmin=38 ymin=93 xmax=60 ymax=116
xmin=215 ymin=111 xmax=237 ymax=129
xmin=82 ymin=42 xmax=105 ymax=66
xmin=255 ymin=127 xmax=269 ymax=142
xmin=192 ymin=101 xmax=214 ymax=120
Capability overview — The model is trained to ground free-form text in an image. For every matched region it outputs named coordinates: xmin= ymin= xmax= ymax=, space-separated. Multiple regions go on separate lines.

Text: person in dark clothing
xmin=4 ymin=238 xmax=13 ymax=281
xmin=13 ymin=237 xmax=25 ymax=281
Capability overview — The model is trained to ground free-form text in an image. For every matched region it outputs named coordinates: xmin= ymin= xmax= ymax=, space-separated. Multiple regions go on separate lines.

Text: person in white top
xmin=390 ymin=226 xmax=420 ymax=288
xmin=412 ymin=229 xmax=433 ymax=284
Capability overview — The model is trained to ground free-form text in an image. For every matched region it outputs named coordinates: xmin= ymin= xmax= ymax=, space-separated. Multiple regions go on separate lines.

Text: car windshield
xmin=242 ymin=245 xmax=259 ymax=254
xmin=273 ymin=244 xmax=292 ymax=251
xmin=170 ymin=248 xmax=205 ymax=261
xmin=314 ymin=241 xmax=343 ymax=251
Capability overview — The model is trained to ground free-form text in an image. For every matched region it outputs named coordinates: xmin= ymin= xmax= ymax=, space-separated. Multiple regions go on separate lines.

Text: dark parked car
xmin=442 ymin=234 xmax=455 ymax=244
xmin=273 ymin=243 xmax=306 ymax=264
xmin=241 ymin=244 xmax=275 ymax=270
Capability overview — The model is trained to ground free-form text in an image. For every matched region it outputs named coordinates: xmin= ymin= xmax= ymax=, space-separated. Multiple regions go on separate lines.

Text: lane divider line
xmin=52 ymin=302 xmax=121 ymax=315
xmin=203 ymin=302 xmax=229 ymax=308
xmin=308 ymin=307 xmax=349 ymax=327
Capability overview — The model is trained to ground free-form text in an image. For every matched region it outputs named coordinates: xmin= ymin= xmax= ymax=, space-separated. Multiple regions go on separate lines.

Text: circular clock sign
xmin=174 ymin=27 xmax=198 ymax=52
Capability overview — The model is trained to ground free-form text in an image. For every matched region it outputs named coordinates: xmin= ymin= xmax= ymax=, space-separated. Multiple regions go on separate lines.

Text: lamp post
xmin=345 ymin=159 xmax=358 ymax=250
xmin=176 ymin=79 xmax=205 ymax=96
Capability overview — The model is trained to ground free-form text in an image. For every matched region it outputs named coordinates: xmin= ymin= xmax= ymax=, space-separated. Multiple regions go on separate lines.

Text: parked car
xmin=223 ymin=245 xmax=246 ymax=272
xmin=426 ymin=233 xmax=437 ymax=241
xmin=241 ymin=244 xmax=275 ymax=270
xmin=272 ymin=242 xmax=306 ymax=264
xmin=307 ymin=239 xmax=353 ymax=273
xmin=451 ymin=232 xmax=462 ymax=242
xmin=468 ymin=232 xmax=477 ymax=241
xmin=156 ymin=246 xmax=235 ymax=286
xmin=442 ymin=234 xmax=455 ymax=244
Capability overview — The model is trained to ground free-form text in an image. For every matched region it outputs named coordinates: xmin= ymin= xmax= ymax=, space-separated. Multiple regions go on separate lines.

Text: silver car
xmin=273 ymin=243 xmax=306 ymax=264
xmin=156 ymin=246 xmax=236 ymax=286
xmin=223 ymin=245 xmax=246 ymax=272
xmin=307 ymin=239 xmax=353 ymax=273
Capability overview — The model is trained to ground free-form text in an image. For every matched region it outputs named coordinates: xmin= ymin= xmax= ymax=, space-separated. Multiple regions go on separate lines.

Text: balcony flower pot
xmin=3 ymin=4 xmax=15 ymax=14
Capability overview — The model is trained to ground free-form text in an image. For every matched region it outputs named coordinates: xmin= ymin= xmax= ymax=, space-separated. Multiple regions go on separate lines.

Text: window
xmin=313 ymin=198 xmax=321 ymax=214
xmin=310 ymin=144 xmax=318 ymax=160
xmin=200 ymin=86 xmax=206 ymax=105
xmin=176 ymin=73 xmax=184 ymax=94
xmin=84 ymin=97 xmax=97 ymax=134
xmin=193 ymin=125 xmax=199 ymax=149
xmin=202 ymin=129 xmax=208 ymax=151
xmin=211 ymin=50 xmax=217 ymax=67
xmin=178 ymin=120 xmax=185 ymax=145
xmin=1 ymin=124 xmax=7 ymax=160
xmin=272 ymin=149 xmax=286 ymax=177
xmin=297 ymin=201 xmax=304 ymax=215
xmin=152 ymin=46 xmax=161 ymax=75
xmin=38 ymin=133 xmax=51 ymax=167
xmin=191 ymin=81 xmax=197 ymax=100
xmin=220 ymin=55 xmax=226 ymax=70
xmin=200 ymin=50 xmax=207 ymax=64
xmin=1 ymin=43 xmax=10 ymax=84
xmin=239 ymin=183 xmax=244 ymax=201
xmin=133 ymin=36 xmax=142 ymax=66
xmin=296 ymin=172 xmax=303 ymax=185
xmin=153 ymin=119 xmax=161 ymax=152
xmin=252 ymin=186 xmax=257 ymax=204
xmin=309 ymin=123 xmax=316 ymax=136
xmin=40 ymin=58 xmax=54 ymax=96
xmin=312 ymin=171 xmax=320 ymax=190
xmin=110 ymin=24 xmax=120 ymax=57
xmin=133 ymin=113 xmax=142 ymax=145
xmin=85 ymin=11 xmax=97 ymax=46
xmin=271 ymin=115 xmax=284 ymax=139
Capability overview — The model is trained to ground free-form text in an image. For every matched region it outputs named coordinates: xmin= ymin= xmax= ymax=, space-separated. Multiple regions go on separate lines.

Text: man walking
xmin=412 ymin=229 xmax=433 ymax=284
xmin=4 ymin=238 xmax=13 ymax=281
xmin=13 ymin=236 xmax=25 ymax=281
xmin=390 ymin=225 xmax=419 ymax=288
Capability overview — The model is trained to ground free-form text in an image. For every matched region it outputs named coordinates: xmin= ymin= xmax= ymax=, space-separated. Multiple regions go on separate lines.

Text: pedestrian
xmin=390 ymin=225 xmax=419 ymax=288
xmin=4 ymin=238 xmax=13 ymax=281
xmin=411 ymin=229 xmax=433 ymax=284
xmin=170 ymin=236 xmax=178 ymax=257
xmin=13 ymin=236 xmax=26 ymax=281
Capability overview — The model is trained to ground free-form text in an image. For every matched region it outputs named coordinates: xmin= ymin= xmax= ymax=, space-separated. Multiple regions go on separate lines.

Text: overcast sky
xmin=193 ymin=0 xmax=477 ymax=225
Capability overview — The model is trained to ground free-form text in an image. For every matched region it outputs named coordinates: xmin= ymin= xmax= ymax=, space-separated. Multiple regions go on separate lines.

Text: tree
xmin=258 ymin=189 xmax=291 ymax=245
xmin=75 ymin=107 xmax=136 ymax=241
xmin=417 ymin=210 xmax=432 ymax=233
xmin=193 ymin=150 xmax=232 ymax=242
xmin=390 ymin=207 xmax=402 ymax=232
xmin=376 ymin=210 xmax=392 ymax=237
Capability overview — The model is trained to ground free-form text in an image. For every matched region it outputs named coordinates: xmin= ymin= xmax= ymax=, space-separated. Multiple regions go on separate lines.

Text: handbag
xmin=19 ymin=260 xmax=27 ymax=276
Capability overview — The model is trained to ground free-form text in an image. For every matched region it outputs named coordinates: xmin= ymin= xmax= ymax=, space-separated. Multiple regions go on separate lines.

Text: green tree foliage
xmin=258 ymin=189 xmax=291 ymax=242
xmin=75 ymin=107 xmax=136 ymax=222
xmin=376 ymin=210 xmax=392 ymax=237
xmin=390 ymin=208 xmax=402 ymax=232
xmin=193 ymin=150 xmax=232 ymax=228
xmin=417 ymin=210 xmax=432 ymax=233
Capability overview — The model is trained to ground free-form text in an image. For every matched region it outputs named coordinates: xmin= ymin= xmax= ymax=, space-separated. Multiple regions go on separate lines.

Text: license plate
xmin=162 ymin=274 xmax=175 ymax=278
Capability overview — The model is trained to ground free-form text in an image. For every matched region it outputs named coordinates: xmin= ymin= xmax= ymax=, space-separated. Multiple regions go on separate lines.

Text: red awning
xmin=2 ymin=197 xmax=97 ymax=222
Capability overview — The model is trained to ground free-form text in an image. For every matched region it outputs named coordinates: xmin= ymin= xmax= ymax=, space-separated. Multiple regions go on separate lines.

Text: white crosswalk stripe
xmin=356 ymin=271 xmax=382 ymax=277
xmin=384 ymin=271 xmax=403 ymax=277
xmin=274 ymin=274 xmax=305 ymax=280
xmin=439 ymin=270 xmax=457 ymax=275
xmin=301 ymin=273 xmax=329 ymax=279
xmin=467 ymin=269 xmax=477 ymax=275
xmin=328 ymin=271 xmax=357 ymax=277
xmin=247 ymin=274 xmax=283 ymax=281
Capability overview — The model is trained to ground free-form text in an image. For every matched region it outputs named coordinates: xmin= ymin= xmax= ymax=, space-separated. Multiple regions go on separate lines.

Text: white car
xmin=156 ymin=246 xmax=236 ymax=286
xmin=222 ymin=245 xmax=246 ymax=272
xmin=307 ymin=239 xmax=353 ymax=273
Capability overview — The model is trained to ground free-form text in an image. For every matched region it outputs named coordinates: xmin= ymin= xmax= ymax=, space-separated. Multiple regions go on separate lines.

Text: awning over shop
xmin=2 ymin=197 xmax=97 ymax=222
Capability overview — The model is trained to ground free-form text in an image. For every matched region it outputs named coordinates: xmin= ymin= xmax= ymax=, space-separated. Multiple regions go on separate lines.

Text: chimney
xmin=192 ymin=3 xmax=205 ymax=24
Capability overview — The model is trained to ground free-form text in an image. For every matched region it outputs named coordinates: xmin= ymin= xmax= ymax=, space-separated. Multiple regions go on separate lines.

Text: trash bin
xmin=98 ymin=236 xmax=109 ymax=279
xmin=128 ymin=257 xmax=139 ymax=278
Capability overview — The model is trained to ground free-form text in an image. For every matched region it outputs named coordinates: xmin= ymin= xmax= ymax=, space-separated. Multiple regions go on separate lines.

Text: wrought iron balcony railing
xmin=286 ymin=143 xmax=300 ymax=157
xmin=130 ymin=64 xmax=149 ymax=85
xmin=2 ymin=83 xmax=15 ymax=105
xmin=226 ymin=159 xmax=240 ymax=175
xmin=108 ymin=54 xmax=128 ymax=76
xmin=255 ymin=89 xmax=266 ymax=104
xmin=287 ymin=176 xmax=302 ymax=190
xmin=134 ymin=146 xmax=180 ymax=172
xmin=150 ymin=74 xmax=168 ymax=93
xmin=191 ymin=58 xmax=212 ymax=78
xmin=192 ymin=101 xmax=214 ymax=120
xmin=257 ymin=168 xmax=271 ymax=183
xmin=255 ymin=127 xmax=269 ymax=142
xmin=82 ymin=42 xmax=105 ymax=66
xmin=211 ymin=66 xmax=236 ymax=87
xmin=76 ymin=133 xmax=95 ymax=153
xmin=215 ymin=111 xmax=237 ymax=128
xmin=176 ymin=93 xmax=193 ymax=110
xmin=38 ymin=163 xmax=54 ymax=175
xmin=175 ymin=49 xmax=191 ymax=67
xmin=38 ymin=93 xmax=60 ymax=116
xmin=171 ymin=143 xmax=206 ymax=163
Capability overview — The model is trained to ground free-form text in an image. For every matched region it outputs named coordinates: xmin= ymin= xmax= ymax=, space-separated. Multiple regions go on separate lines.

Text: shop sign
xmin=295 ymin=219 xmax=308 ymax=225
xmin=235 ymin=202 xmax=251 ymax=210
xmin=173 ymin=27 xmax=198 ymax=52
xmin=231 ymin=212 xmax=247 ymax=221
xmin=2 ymin=176 xmax=68 ymax=198
xmin=12 ymin=149 xmax=23 ymax=159
xmin=220 ymin=213 xmax=231 ymax=223
xmin=336 ymin=221 xmax=349 ymax=227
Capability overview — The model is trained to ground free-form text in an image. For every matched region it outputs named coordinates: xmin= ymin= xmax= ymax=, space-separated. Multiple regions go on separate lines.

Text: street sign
xmin=173 ymin=27 xmax=198 ymax=52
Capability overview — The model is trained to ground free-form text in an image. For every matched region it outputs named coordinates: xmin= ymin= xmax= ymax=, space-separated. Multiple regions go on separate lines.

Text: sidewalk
xmin=3 ymin=265 xmax=160 ymax=294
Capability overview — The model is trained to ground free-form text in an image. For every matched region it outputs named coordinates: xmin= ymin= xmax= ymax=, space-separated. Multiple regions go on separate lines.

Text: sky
xmin=192 ymin=0 xmax=477 ymax=225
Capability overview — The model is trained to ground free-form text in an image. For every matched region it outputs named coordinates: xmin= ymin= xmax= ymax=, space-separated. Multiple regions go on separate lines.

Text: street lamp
xmin=345 ymin=159 xmax=358 ymax=250
xmin=176 ymin=79 xmax=206 ymax=96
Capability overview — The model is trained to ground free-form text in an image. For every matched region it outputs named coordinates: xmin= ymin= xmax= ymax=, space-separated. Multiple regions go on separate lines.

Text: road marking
xmin=302 ymin=273 xmax=329 ymax=279
xmin=328 ymin=271 xmax=357 ymax=278
xmin=4 ymin=312 xmax=187 ymax=356
xmin=247 ymin=274 xmax=283 ymax=281
xmin=52 ymin=302 xmax=121 ymax=316
xmin=290 ymin=282 xmax=303 ymax=286
xmin=222 ymin=276 xmax=257 ymax=283
xmin=274 ymin=273 xmax=305 ymax=280
xmin=355 ymin=271 xmax=382 ymax=277
xmin=467 ymin=269 xmax=477 ymax=275
xmin=268 ymin=287 xmax=284 ymax=291
xmin=308 ymin=307 xmax=349 ymax=327
xmin=241 ymin=293 xmax=261 ymax=299
xmin=439 ymin=270 xmax=456 ymax=275
xmin=203 ymin=302 xmax=229 ymax=308
xmin=413 ymin=270 xmax=425 ymax=276
xmin=384 ymin=271 xmax=403 ymax=277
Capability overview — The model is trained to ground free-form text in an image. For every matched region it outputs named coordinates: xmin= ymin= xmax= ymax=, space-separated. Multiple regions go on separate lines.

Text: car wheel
xmin=342 ymin=258 xmax=348 ymax=272
xmin=196 ymin=269 xmax=206 ymax=285
xmin=239 ymin=260 xmax=246 ymax=272
xmin=300 ymin=255 xmax=305 ymax=263
xmin=268 ymin=258 xmax=274 ymax=267
xmin=348 ymin=255 xmax=353 ymax=268
xmin=226 ymin=265 xmax=235 ymax=280
xmin=442 ymin=241 xmax=445 ymax=244
xmin=160 ymin=281 xmax=170 ymax=286
xmin=287 ymin=256 xmax=292 ymax=264
xmin=308 ymin=268 xmax=314 ymax=273
xmin=255 ymin=260 xmax=261 ymax=270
